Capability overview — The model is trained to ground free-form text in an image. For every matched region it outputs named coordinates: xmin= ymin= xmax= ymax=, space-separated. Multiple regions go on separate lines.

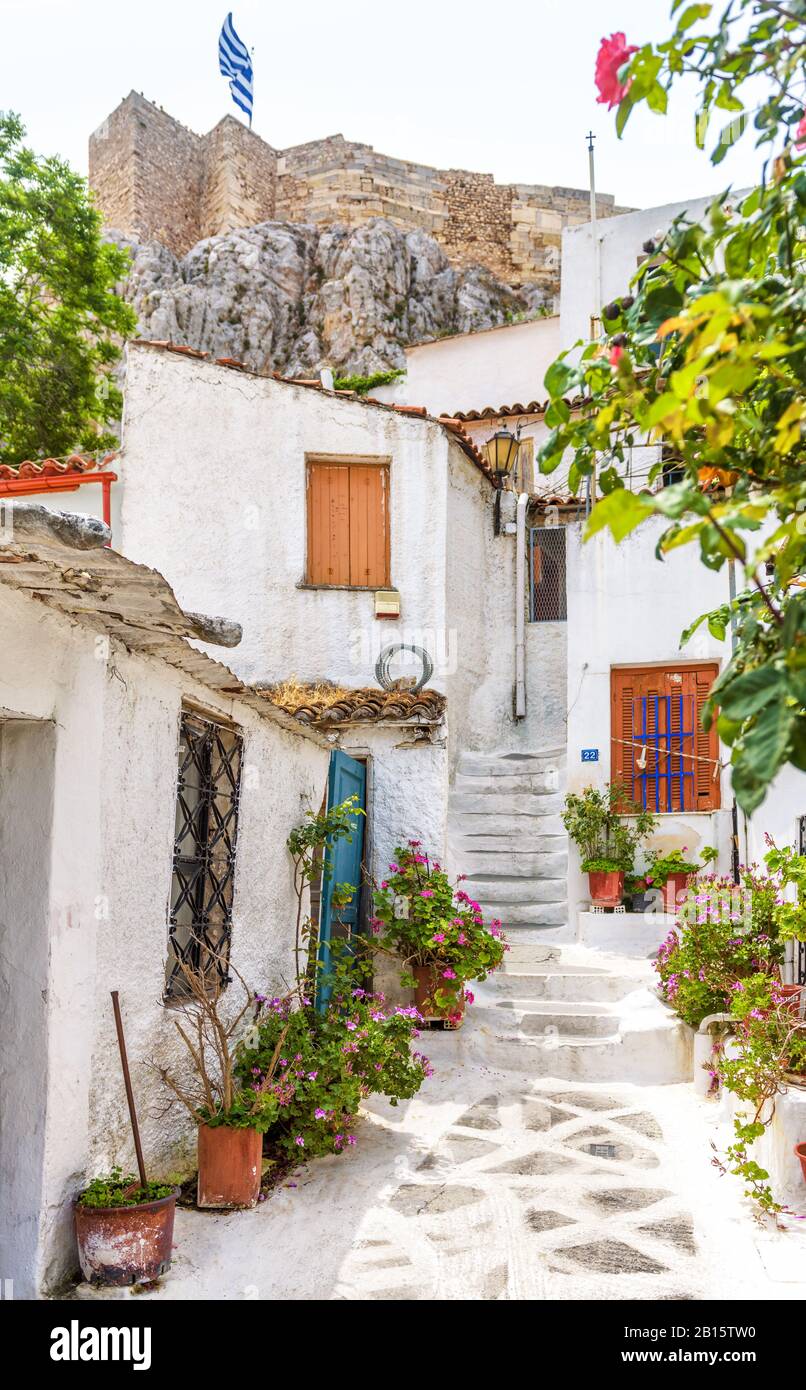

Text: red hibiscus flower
xmin=595 ymin=32 xmax=638 ymax=110
xmin=795 ymin=115 xmax=806 ymax=151
xmin=608 ymin=345 xmax=624 ymax=367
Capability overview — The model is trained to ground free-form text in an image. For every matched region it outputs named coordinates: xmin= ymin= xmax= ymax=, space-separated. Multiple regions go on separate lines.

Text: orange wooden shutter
xmin=307 ymin=463 xmax=351 ymax=585
xmin=307 ymin=461 xmax=389 ymax=587
xmin=611 ymin=664 xmax=720 ymax=813
xmin=349 ymin=465 xmax=389 ymax=587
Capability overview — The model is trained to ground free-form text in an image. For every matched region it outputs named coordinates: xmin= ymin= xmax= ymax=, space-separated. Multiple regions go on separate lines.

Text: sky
xmin=1 ymin=0 xmax=762 ymax=211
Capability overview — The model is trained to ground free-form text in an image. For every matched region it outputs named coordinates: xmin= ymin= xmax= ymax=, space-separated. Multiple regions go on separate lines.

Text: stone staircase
xmin=465 ymin=942 xmax=692 ymax=1083
xmin=448 ymin=748 xmax=567 ymax=932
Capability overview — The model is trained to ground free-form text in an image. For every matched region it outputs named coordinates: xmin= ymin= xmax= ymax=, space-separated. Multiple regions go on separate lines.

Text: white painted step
xmin=451 ymin=791 xmax=564 ymax=815
xmin=492 ymin=971 xmax=638 ymax=1002
xmin=451 ymin=814 xmax=566 ymax=838
xmin=454 ymin=772 xmax=561 ymax=795
xmin=461 ymin=850 xmax=567 ymax=878
xmin=477 ymin=902 xmax=568 ymax=926
xmin=469 ymin=876 xmax=567 ymax=904
xmin=457 ymin=750 xmax=565 ymax=777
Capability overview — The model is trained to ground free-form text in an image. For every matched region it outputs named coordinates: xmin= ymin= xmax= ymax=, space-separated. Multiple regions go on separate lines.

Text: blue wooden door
xmin=316 ymin=751 xmax=367 ymax=1011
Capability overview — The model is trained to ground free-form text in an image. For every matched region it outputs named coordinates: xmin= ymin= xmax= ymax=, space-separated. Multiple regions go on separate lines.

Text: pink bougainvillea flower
xmin=595 ymin=32 xmax=638 ymax=109
xmin=609 ymin=344 xmax=624 ymax=366
xmin=465 ymin=990 xmax=475 ymax=1006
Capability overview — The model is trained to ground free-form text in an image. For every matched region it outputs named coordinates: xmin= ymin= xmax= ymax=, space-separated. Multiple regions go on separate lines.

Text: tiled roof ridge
xmin=0 ymin=453 xmax=117 ymax=481
xmin=258 ymin=683 xmax=447 ymax=726
xmin=127 ymin=339 xmax=496 ymax=483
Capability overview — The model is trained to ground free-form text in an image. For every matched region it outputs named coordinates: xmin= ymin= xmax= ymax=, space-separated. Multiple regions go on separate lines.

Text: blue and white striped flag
xmin=218 ymin=13 xmax=253 ymax=126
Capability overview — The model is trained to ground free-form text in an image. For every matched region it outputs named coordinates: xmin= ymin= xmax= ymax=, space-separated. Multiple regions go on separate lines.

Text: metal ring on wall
xmin=374 ymin=643 xmax=434 ymax=693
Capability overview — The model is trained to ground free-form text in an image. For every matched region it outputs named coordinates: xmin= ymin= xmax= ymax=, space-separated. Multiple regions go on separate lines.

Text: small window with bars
xmin=610 ymin=664 xmax=721 ymax=813
xmin=165 ymin=709 xmax=243 ymax=1000
xmin=529 ymin=526 xmax=567 ymax=622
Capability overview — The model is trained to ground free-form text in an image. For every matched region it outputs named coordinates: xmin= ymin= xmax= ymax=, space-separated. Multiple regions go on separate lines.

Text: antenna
xmin=586 ymin=131 xmax=602 ymax=340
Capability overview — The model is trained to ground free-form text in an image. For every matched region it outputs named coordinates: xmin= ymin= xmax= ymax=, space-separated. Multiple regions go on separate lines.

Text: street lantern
xmin=486 ymin=426 xmax=520 ymax=480
xmin=486 ymin=425 xmax=521 ymax=534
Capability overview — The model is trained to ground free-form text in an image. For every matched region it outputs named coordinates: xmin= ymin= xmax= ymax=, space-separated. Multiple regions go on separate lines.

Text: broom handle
xmin=110 ymin=991 xmax=148 ymax=1188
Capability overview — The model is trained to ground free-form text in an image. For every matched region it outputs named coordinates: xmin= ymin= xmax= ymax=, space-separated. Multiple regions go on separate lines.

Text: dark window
xmin=529 ymin=526 xmax=567 ymax=622
xmin=166 ymin=710 xmax=243 ymax=999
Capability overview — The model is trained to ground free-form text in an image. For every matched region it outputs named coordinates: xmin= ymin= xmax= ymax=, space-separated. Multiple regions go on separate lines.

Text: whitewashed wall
xmin=403 ymin=317 xmax=561 ymax=417
xmin=565 ymin=518 xmax=735 ymax=920
xmin=0 ymin=584 xmax=328 ymax=1297
xmin=560 ymin=195 xmax=721 ymax=349
xmin=119 ymin=347 xmax=459 ymax=694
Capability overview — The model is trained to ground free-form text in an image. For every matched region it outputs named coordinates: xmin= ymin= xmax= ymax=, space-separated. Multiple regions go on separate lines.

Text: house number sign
xmin=581 ymin=748 xmax=599 ymax=762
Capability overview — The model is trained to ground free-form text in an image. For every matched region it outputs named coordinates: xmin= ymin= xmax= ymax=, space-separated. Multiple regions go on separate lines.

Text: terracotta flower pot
xmin=587 ymin=869 xmax=624 ymax=908
xmin=197 ymin=1124 xmax=263 ymax=1209
xmin=794 ymin=1142 xmax=806 ymax=1184
xmin=662 ymin=871 xmax=692 ymax=914
xmin=413 ymin=963 xmax=465 ymax=1026
xmin=74 ymin=1189 xmax=178 ymax=1286
xmin=779 ymin=984 xmax=805 ymax=1016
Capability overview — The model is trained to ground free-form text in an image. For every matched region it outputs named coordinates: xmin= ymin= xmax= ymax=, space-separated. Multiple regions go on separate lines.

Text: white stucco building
xmin=0 ymin=504 xmax=330 ymax=1298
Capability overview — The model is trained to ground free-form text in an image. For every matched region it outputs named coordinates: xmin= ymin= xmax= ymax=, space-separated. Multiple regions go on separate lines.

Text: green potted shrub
xmin=74 ymin=1169 xmax=180 ymax=1287
xmin=371 ymin=842 xmax=507 ymax=1024
xmin=645 ymin=845 xmax=718 ymax=913
xmin=562 ymin=784 xmax=657 ymax=908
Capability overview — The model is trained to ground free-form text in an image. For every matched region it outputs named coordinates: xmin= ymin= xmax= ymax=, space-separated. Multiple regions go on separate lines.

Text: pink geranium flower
xmin=442 ymin=967 xmax=457 ymax=979
xmin=595 ymin=32 xmax=638 ymax=109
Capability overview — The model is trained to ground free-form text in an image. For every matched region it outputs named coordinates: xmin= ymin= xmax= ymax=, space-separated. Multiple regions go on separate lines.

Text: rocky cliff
xmin=112 ymin=217 xmax=549 ymax=378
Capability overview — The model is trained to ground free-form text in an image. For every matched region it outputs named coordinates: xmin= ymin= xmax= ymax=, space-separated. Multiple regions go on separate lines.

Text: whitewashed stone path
xmin=78 ymin=941 xmax=806 ymax=1302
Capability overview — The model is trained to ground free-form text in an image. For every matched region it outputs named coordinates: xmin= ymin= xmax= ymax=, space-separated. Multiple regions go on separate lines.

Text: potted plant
xmin=371 ymin=842 xmax=507 ymax=1025
xmin=715 ymin=972 xmax=806 ymax=1215
xmin=234 ymin=967 xmax=431 ymax=1158
xmin=74 ymin=1169 xmax=180 ymax=1287
xmin=157 ymin=949 xmax=284 ymax=1209
xmin=795 ymin=1142 xmax=806 ymax=1183
xmin=645 ymin=845 xmax=718 ymax=913
xmin=562 ymin=784 xmax=657 ymax=908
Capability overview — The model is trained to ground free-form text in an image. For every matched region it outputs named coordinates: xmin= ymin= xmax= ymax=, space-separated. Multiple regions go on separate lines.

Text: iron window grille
xmin=165 ymin=710 xmax=243 ymax=1000
xmin=528 ymin=526 xmax=567 ymax=622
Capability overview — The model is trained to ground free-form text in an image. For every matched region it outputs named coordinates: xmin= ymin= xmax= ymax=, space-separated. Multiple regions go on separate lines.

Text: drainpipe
xmin=515 ymin=492 xmax=528 ymax=720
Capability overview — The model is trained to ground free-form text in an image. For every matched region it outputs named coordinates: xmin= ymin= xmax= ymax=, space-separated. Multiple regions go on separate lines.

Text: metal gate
xmin=528 ymin=526 xmax=567 ymax=622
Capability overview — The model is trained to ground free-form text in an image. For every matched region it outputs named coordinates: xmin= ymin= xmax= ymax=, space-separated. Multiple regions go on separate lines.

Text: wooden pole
xmin=110 ymin=991 xmax=148 ymax=1188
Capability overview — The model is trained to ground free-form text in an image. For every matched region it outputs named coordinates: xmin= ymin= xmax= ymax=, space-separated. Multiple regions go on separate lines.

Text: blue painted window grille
xmin=627 ymin=693 xmax=697 ymax=813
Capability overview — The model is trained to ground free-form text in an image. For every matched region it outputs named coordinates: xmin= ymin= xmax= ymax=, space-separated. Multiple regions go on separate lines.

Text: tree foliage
xmin=539 ymin=1 xmax=806 ymax=812
xmin=0 ymin=112 xmax=136 ymax=465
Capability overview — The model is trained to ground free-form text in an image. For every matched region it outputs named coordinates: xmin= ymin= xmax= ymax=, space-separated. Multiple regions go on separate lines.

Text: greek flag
xmin=218 ymin=13 xmax=253 ymax=126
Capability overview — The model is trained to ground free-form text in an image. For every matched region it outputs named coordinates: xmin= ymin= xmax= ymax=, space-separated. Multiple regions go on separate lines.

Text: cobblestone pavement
xmin=77 ymin=944 xmax=806 ymax=1302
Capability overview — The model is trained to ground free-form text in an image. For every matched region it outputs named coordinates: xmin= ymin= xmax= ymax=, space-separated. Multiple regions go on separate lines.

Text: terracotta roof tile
xmin=258 ymin=684 xmax=447 ymax=727
xmin=0 ymin=453 xmax=117 ymax=481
